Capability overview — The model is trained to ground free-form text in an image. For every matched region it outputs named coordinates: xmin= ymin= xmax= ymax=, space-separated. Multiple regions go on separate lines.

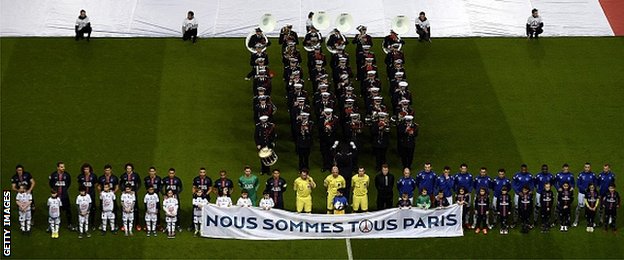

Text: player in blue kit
xmin=397 ymin=168 xmax=417 ymax=203
xmin=416 ymin=163 xmax=437 ymax=200
xmin=491 ymin=169 xmax=511 ymax=227
xmin=512 ymin=164 xmax=533 ymax=227
xmin=533 ymin=164 xmax=554 ymax=223
xmin=435 ymin=166 xmax=454 ymax=205
xmin=574 ymin=163 xmax=596 ymax=227
xmin=454 ymin=164 xmax=473 ymax=194
xmin=472 ymin=167 xmax=492 ymax=228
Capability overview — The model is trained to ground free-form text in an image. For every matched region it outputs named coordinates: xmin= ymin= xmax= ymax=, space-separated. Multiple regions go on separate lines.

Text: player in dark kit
xmin=77 ymin=163 xmax=98 ymax=230
xmin=602 ymin=183 xmax=619 ymax=232
xmin=162 ymin=168 xmax=183 ymax=232
xmin=584 ymin=183 xmax=600 ymax=232
xmin=558 ymin=182 xmax=574 ymax=232
xmin=144 ymin=167 xmax=162 ymax=229
xmin=497 ymin=187 xmax=512 ymax=234
xmin=12 ymin=165 xmax=36 ymax=209
xmin=264 ymin=169 xmax=288 ymax=209
xmin=214 ymin=170 xmax=235 ymax=196
xmin=518 ymin=186 xmax=533 ymax=233
xmin=474 ymin=187 xmax=490 ymax=234
xmin=539 ymin=182 xmax=555 ymax=232
xmin=120 ymin=163 xmax=141 ymax=231
xmin=49 ymin=161 xmax=74 ymax=230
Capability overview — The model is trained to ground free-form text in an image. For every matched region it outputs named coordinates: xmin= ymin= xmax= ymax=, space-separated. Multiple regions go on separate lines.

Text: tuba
xmin=312 ymin=11 xmax=331 ymax=31
xmin=383 ymin=15 xmax=409 ymax=54
xmin=245 ymin=14 xmax=275 ymax=53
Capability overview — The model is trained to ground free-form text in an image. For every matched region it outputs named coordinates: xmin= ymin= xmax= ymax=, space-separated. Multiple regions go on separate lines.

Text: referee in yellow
xmin=352 ymin=166 xmax=370 ymax=212
xmin=294 ymin=168 xmax=316 ymax=213
xmin=324 ymin=166 xmax=346 ymax=214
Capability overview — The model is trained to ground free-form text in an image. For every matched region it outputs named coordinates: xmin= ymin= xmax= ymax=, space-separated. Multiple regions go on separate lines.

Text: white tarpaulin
xmin=200 ymin=204 xmax=463 ymax=240
xmin=0 ymin=0 xmax=614 ymax=37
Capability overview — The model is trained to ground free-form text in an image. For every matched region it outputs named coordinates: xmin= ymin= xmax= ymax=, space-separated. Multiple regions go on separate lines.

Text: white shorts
xmin=48 ymin=217 xmax=60 ymax=225
xmin=446 ymin=196 xmax=453 ymax=205
xmin=514 ymin=194 xmax=519 ymax=208
xmin=577 ymin=193 xmax=585 ymax=207
xmin=166 ymin=216 xmax=177 ymax=223
xmin=123 ymin=212 xmax=134 ymax=221
xmin=145 ymin=213 xmax=157 ymax=222
xmin=535 ymin=193 xmax=542 ymax=207
xmin=19 ymin=210 xmax=32 ymax=222
xmin=492 ymin=197 xmax=498 ymax=210
xmin=102 ymin=211 xmax=115 ymax=220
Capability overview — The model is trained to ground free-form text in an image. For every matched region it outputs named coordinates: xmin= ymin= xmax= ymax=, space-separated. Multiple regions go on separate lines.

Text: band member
xmin=397 ymin=115 xmax=419 ymax=170
xmin=356 ymin=45 xmax=376 ymax=79
xmin=75 ymin=10 xmax=92 ymax=41
xmin=290 ymin=97 xmax=312 ymax=140
xmin=371 ymin=112 xmax=391 ymax=171
xmin=361 ymin=70 xmax=381 ymax=96
xmin=253 ymin=68 xmax=272 ymax=96
xmin=352 ymin=25 xmax=373 ymax=53
xmin=306 ymin=12 xmax=315 ymax=32
xmin=279 ymin=24 xmax=299 ymax=50
xmin=282 ymin=44 xmax=302 ymax=67
xmin=264 ymin=169 xmax=288 ymax=209
xmin=392 ymin=84 xmax=413 ymax=110
xmin=246 ymin=56 xmax=269 ymax=81
xmin=367 ymin=96 xmax=388 ymax=118
xmin=314 ymin=89 xmax=336 ymax=118
xmin=385 ymin=44 xmax=405 ymax=76
xmin=358 ymin=57 xmax=378 ymax=82
xmin=394 ymin=99 xmax=414 ymax=121
xmin=255 ymin=115 xmax=277 ymax=175
xmin=319 ymin=108 xmax=340 ymax=172
xmin=307 ymin=46 xmax=326 ymax=78
xmin=182 ymin=11 xmax=198 ymax=43
xmin=330 ymin=46 xmax=349 ymax=70
xmin=382 ymin=30 xmax=405 ymax=51
xmin=332 ymin=58 xmax=353 ymax=86
xmin=388 ymin=60 xmax=407 ymax=81
xmin=526 ymin=8 xmax=544 ymax=39
xmin=304 ymin=26 xmax=323 ymax=51
xmin=327 ymin=28 xmax=347 ymax=50
xmin=345 ymin=113 xmax=364 ymax=149
xmin=341 ymin=97 xmax=359 ymax=122
xmin=250 ymin=45 xmax=270 ymax=67
xmin=248 ymin=27 xmax=271 ymax=48
xmin=253 ymin=95 xmax=276 ymax=123
xmin=284 ymin=58 xmax=303 ymax=85
xmin=287 ymin=83 xmax=308 ymax=111
xmin=415 ymin=12 xmax=431 ymax=42
xmin=295 ymin=112 xmax=314 ymax=170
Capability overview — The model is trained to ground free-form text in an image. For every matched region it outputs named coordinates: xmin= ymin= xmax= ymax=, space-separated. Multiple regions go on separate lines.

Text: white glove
xmin=332 ymin=141 xmax=339 ymax=149
xmin=349 ymin=141 xmax=356 ymax=149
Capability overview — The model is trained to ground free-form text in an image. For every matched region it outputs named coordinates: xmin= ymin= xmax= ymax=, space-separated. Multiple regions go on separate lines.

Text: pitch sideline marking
xmin=346 ymin=238 xmax=353 ymax=260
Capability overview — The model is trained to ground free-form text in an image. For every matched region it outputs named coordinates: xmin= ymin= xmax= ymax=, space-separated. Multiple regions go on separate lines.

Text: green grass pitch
xmin=1 ymin=36 xmax=623 ymax=259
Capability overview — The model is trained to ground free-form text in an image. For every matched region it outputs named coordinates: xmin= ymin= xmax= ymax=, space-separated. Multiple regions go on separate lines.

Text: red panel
xmin=599 ymin=0 xmax=624 ymax=36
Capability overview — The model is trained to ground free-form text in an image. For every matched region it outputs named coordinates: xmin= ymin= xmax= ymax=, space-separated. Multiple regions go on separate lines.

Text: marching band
xmin=245 ymin=12 xmax=423 ymax=177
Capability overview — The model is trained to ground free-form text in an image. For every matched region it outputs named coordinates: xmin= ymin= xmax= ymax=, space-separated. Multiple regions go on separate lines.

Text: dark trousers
xmin=559 ymin=207 xmax=571 ymax=226
xmin=519 ymin=208 xmax=531 ymax=228
xmin=398 ymin=145 xmax=414 ymax=170
xmin=75 ymin=26 xmax=92 ymax=41
xmin=540 ymin=208 xmax=552 ymax=228
xmin=377 ymin=195 xmax=393 ymax=210
xmin=297 ymin=146 xmax=310 ymax=170
xmin=476 ymin=213 xmax=487 ymax=229
xmin=585 ymin=208 xmax=596 ymax=227
xmin=416 ymin=27 xmax=431 ymax=41
xmin=133 ymin=193 xmax=140 ymax=227
xmin=274 ymin=197 xmax=284 ymax=209
xmin=372 ymin=147 xmax=387 ymax=171
xmin=526 ymin=27 xmax=543 ymax=38
xmin=60 ymin=196 xmax=73 ymax=226
xmin=605 ymin=210 xmax=617 ymax=229
xmin=183 ymin=28 xmax=198 ymax=42
xmin=319 ymin=139 xmax=333 ymax=171
xmin=499 ymin=214 xmax=509 ymax=230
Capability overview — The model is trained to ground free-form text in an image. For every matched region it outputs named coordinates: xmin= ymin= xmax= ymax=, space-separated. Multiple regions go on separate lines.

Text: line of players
xmin=397 ymin=162 xmax=619 ymax=234
xmin=11 ymin=162 xmax=290 ymax=239
xmin=248 ymin=24 xmax=420 ymax=177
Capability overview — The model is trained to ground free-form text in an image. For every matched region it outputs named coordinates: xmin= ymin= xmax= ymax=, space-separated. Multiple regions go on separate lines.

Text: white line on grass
xmin=345 ymin=238 xmax=353 ymax=260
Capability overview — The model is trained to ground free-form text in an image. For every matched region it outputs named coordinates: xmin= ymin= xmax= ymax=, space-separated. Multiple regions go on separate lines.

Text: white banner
xmin=200 ymin=204 xmax=463 ymax=240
